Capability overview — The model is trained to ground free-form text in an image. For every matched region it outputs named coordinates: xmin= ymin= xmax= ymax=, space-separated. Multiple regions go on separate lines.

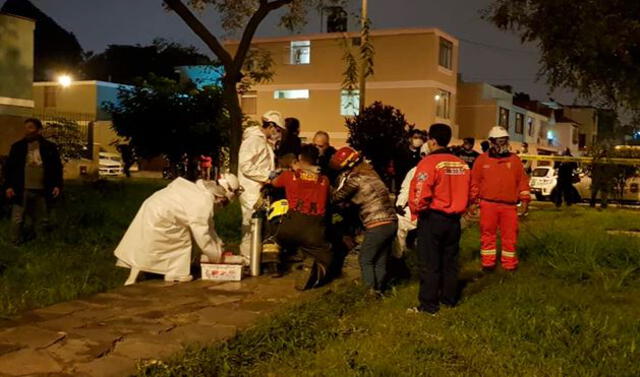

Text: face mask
xmin=270 ymin=128 xmax=282 ymax=143
xmin=412 ymin=139 xmax=424 ymax=149
xmin=420 ymin=142 xmax=431 ymax=156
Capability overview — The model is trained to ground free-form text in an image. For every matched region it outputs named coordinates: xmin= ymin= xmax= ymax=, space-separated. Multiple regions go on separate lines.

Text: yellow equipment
xmin=267 ymin=199 xmax=289 ymax=221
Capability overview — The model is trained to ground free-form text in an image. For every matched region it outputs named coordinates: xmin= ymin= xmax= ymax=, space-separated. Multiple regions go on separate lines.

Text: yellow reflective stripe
xmin=481 ymin=249 xmax=496 ymax=256
xmin=502 ymin=251 xmax=517 ymax=258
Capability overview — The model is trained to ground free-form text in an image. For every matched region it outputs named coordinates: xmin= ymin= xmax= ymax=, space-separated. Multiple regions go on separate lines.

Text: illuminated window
xmin=290 ymin=41 xmax=311 ymax=65
xmin=515 ymin=113 xmax=524 ymax=134
xmin=435 ymin=89 xmax=451 ymax=119
xmin=499 ymin=107 xmax=510 ymax=129
xmin=274 ymin=89 xmax=310 ymax=99
xmin=341 ymin=90 xmax=360 ymax=116
xmin=439 ymin=38 xmax=453 ymax=70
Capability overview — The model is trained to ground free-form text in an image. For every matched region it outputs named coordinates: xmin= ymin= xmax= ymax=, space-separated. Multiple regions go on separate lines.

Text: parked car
xmin=99 ymin=152 xmax=123 ymax=176
xmin=575 ymin=175 xmax=640 ymax=203
xmin=529 ymin=166 xmax=557 ymax=201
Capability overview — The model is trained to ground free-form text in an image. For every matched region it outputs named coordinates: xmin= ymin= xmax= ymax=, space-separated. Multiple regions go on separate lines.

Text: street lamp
xmin=435 ymin=94 xmax=441 ymax=101
xmin=58 ymin=74 xmax=72 ymax=87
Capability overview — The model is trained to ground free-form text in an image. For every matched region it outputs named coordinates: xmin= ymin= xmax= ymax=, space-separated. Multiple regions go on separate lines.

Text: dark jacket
xmin=277 ymin=134 xmax=302 ymax=158
xmin=394 ymin=145 xmax=422 ymax=185
xmin=6 ymin=136 xmax=63 ymax=203
xmin=318 ymin=146 xmax=337 ymax=179
xmin=331 ymin=162 xmax=397 ymax=227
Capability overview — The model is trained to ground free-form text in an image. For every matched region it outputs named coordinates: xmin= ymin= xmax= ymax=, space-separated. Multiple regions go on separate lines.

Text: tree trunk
xmin=223 ymin=78 xmax=243 ymax=174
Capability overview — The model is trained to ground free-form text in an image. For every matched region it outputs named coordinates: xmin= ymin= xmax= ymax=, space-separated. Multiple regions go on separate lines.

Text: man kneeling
xmin=115 ymin=175 xmax=242 ymax=285
xmin=270 ymin=145 xmax=332 ymax=290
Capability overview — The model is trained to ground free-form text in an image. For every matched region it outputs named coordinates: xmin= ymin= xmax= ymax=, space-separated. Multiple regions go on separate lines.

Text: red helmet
xmin=329 ymin=146 xmax=361 ymax=171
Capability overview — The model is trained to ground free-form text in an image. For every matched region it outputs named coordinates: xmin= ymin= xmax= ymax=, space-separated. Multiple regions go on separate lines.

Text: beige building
xmin=227 ymin=28 xmax=460 ymax=145
xmin=0 ymin=12 xmax=35 ymax=154
xmin=563 ymin=106 xmax=599 ymax=150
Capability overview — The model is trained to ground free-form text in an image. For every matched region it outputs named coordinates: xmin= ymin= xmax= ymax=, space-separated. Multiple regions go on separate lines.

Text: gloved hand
xmin=331 ymin=213 xmax=344 ymax=224
xmin=395 ymin=206 xmax=406 ymax=216
xmin=268 ymin=170 xmax=280 ymax=180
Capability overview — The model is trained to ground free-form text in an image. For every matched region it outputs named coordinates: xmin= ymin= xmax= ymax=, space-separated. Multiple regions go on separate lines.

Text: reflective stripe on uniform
xmin=502 ymin=250 xmax=517 ymax=258
xmin=481 ymin=249 xmax=496 ymax=256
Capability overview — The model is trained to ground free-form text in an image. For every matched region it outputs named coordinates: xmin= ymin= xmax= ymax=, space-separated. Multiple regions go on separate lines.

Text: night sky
xmin=13 ymin=0 xmax=575 ymax=103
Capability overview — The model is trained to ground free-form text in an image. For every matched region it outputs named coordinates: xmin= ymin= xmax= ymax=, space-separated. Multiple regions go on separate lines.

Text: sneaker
xmin=406 ymin=306 xmax=438 ymax=316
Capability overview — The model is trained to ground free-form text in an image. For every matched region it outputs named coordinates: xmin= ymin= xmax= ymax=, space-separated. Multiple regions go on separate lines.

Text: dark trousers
xmin=417 ymin=211 xmax=461 ymax=312
xmin=360 ymin=222 xmax=398 ymax=290
xmin=10 ymin=189 xmax=49 ymax=245
xmin=554 ymin=180 xmax=575 ymax=207
xmin=276 ymin=212 xmax=332 ymax=269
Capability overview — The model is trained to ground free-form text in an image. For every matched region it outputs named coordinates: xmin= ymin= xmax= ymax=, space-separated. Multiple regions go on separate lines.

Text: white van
xmin=529 ymin=166 xmax=557 ymax=201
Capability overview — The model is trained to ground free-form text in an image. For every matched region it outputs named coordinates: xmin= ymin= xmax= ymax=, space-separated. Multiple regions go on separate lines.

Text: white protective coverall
xmin=114 ymin=178 xmax=223 ymax=278
xmin=393 ymin=167 xmax=417 ymax=258
xmin=238 ymin=126 xmax=275 ymax=261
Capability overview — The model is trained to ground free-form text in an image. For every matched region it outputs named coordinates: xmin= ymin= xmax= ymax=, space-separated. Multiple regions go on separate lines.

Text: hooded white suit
xmin=114 ymin=178 xmax=223 ymax=278
xmin=394 ymin=167 xmax=417 ymax=258
xmin=238 ymin=126 xmax=275 ymax=261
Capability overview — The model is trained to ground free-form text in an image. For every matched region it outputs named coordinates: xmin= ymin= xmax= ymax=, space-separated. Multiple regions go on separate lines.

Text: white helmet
xmin=262 ymin=110 xmax=284 ymax=129
xmin=488 ymin=126 xmax=510 ymax=139
xmin=217 ymin=173 xmax=243 ymax=200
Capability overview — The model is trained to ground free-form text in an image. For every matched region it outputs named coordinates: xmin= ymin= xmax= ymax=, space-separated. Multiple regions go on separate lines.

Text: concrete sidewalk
xmin=0 ymin=260 xmax=358 ymax=377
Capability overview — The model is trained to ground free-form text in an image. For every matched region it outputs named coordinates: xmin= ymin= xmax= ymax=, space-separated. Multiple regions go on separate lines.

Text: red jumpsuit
xmin=471 ymin=152 xmax=530 ymax=270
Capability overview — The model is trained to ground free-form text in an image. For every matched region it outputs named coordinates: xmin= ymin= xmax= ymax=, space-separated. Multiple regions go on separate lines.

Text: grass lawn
xmin=137 ymin=205 xmax=640 ymax=377
xmin=0 ymin=179 xmax=242 ymax=318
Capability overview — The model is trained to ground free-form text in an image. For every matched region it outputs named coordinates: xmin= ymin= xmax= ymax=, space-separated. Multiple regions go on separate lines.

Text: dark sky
xmin=19 ymin=0 xmax=575 ymax=103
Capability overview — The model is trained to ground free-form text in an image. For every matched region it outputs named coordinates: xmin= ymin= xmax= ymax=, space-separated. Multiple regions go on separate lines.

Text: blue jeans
xmin=359 ymin=222 xmax=398 ymax=290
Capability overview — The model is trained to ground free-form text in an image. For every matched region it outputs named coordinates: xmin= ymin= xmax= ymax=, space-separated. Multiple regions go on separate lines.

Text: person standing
xmin=313 ymin=131 xmax=337 ymax=177
xmin=454 ymin=137 xmax=481 ymax=168
xmin=5 ymin=118 xmax=63 ymax=245
xmin=330 ymin=147 xmax=398 ymax=294
xmin=116 ymin=143 xmax=135 ymax=178
xmin=470 ymin=126 xmax=531 ymax=271
xmin=238 ymin=111 xmax=284 ymax=265
xmin=554 ymin=148 xmax=578 ymax=207
xmin=277 ymin=118 xmax=302 ymax=158
xmin=407 ymin=124 xmax=470 ymax=315
xmin=271 ymin=145 xmax=332 ymax=290
xmin=199 ymin=155 xmax=213 ymax=180
xmin=394 ymin=129 xmax=426 ymax=187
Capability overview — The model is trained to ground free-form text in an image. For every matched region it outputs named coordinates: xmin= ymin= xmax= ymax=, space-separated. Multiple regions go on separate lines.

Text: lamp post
xmin=358 ymin=0 xmax=368 ymax=113
xmin=57 ymin=74 xmax=72 ymax=87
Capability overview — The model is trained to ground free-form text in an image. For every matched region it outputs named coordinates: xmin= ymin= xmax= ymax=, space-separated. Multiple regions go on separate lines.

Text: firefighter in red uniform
xmin=271 ymin=144 xmax=332 ymax=290
xmin=471 ymin=126 xmax=531 ymax=271
xmin=408 ymin=124 xmax=471 ymax=315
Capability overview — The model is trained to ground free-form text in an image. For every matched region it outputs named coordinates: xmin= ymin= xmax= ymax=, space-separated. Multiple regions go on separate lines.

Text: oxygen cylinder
xmin=249 ymin=215 xmax=263 ymax=277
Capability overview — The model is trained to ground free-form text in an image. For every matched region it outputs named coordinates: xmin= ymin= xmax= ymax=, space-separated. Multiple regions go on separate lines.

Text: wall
xmin=563 ymin=107 xmax=598 ymax=149
xmin=230 ymin=29 xmax=459 ymax=145
xmin=0 ymin=13 xmax=34 ymax=108
xmin=33 ymin=82 xmax=97 ymax=118
xmin=456 ymin=83 xmax=497 ymax=139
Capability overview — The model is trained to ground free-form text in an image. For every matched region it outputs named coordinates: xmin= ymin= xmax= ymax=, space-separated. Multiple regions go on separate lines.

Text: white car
xmin=576 ymin=175 xmax=640 ymax=203
xmin=529 ymin=166 xmax=557 ymax=201
xmin=99 ymin=152 xmax=123 ymax=176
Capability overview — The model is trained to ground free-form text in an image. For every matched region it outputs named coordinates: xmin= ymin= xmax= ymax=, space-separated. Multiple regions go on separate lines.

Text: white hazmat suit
xmin=114 ymin=178 xmax=224 ymax=280
xmin=238 ymin=126 xmax=276 ymax=262
xmin=394 ymin=167 xmax=417 ymax=258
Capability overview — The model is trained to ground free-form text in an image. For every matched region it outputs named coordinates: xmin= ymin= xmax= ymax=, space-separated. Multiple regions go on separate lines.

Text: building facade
xmin=226 ymin=28 xmax=460 ymax=145
xmin=0 ymin=12 xmax=35 ymax=154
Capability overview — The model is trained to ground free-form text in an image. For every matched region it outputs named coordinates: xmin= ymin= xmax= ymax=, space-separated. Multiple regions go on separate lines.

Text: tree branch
xmin=231 ymin=0 xmax=294 ymax=73
xmin=164 ymin=0 xmax=233 ymax=68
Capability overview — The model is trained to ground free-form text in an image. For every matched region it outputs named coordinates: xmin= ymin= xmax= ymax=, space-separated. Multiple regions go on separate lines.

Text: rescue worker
xmin=470 ymin=126 xmax=531 ymax=271
xmin=270 ymin=145 xmax=332 ymax=290
xmin=114 ymin=174 xmax=242 ymax=285
xmin=238 ymin=111 xmax=284 ymax=265
xmin=407 ymin=124 xmax=470 ymax=315
xmin=330 ymin=147 xmax=397 ymax=294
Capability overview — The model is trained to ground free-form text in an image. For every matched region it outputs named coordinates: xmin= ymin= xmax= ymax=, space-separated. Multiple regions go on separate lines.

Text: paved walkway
xmin=0 ymin=259 xmax=358 ymax=377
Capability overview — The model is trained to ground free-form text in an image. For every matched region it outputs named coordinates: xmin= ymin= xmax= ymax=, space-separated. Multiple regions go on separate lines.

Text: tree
xmin=42 ymin=119 xmax=88 ymax=164
xmin=82 ymin=39 xmax=212 ymax=85
xmin=163 ymin=0 xmax=345 ymax=172
xmin=483 ymin=0 xmax=640 ymax=114
xmin=105 ymin=76 xmax=229 ymax=169
xmin=346 ymin=101 xmax=414 ymax=180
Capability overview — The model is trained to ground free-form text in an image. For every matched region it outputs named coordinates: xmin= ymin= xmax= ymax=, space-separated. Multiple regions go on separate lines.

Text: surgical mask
xmin=412 ymin=139 xmax=424 ymax=149
xmin=420 ymin=142 xmax=431 ymax=156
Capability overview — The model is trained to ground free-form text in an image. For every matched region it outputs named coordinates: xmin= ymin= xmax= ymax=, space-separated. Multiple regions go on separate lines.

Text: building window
xmin=241 ymin=91 xmax=257 ymax=115
xmin=527 ymin=117 xmax=534 ymax=137
xmin=290 ymin=41 xmax=311 ymax=65
xmin=274 ymin=89 xmax=310 ymax=100
xmin=572 ymin=126 xmax=579 ymax=145
xmin=515 ymin=113 xmax=524 ymax=134
xmin=499 ymin=107 xmax=510 ymax=129
xmin=435 ymin=89 xmax=451 ymax=119
xmin=341 ymin=90 xmax=360 ymax=116
xmin=439 ymin=38 xmax=453 ymax=70
xmin=44 ymin=86 xmax=56 ymax=108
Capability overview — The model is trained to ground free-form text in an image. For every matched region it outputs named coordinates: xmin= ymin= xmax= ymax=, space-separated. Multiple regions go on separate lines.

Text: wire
xmin=459 ymin=37 xmax=538 ymax=55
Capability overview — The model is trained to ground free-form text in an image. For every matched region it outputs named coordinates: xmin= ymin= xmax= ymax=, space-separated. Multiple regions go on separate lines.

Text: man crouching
xmin=270 ymin=145 xmax=332 ymax=291
xmin=114 ymin=175 xmax=242 ymax=285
